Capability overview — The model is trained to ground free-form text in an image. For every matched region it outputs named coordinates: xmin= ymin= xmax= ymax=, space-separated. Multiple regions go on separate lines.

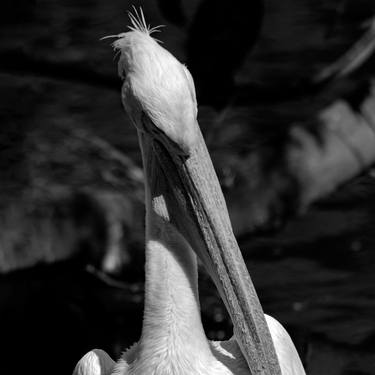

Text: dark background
xmin=1 ymin=0 xmax=375 ymax=374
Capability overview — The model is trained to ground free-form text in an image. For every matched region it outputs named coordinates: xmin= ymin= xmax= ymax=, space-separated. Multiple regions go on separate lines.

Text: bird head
xmin=103 ymin=7 xmax=198 ymax=156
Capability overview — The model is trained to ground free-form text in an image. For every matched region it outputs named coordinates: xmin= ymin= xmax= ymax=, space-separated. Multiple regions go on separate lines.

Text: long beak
xmin=138 ymin=119 xmax=282 ymax=375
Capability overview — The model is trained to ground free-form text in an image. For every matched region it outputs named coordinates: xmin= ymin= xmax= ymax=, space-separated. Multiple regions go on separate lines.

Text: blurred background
xmin=1 ymin=0 xmax=375 ymax=374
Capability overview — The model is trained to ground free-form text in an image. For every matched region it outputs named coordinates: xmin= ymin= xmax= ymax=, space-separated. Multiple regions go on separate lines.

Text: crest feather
xmin=127 ymin=6 xmax=165 ymax=37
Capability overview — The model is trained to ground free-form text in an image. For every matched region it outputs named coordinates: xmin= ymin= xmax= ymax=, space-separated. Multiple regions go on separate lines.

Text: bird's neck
xmin=137 ymin=134 xmax=211 ymax=364
xmin=141 ymin=210 xmax=210 ymax=357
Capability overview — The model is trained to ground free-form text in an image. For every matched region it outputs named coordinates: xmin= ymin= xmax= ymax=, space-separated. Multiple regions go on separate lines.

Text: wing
xmin=209 ymin=315 xmax=306 ymax=375
xmin=72 ymin=349 xmax=115 ymax=375
xmin=265 ymin=315 xmax=306 ymax=375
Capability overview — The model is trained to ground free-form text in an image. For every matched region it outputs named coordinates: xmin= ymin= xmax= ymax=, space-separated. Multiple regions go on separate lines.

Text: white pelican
xmin=73 ymin=9 xmax=306 ymax=375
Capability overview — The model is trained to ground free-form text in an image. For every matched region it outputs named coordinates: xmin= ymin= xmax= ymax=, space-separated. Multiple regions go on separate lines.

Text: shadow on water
xmin=0 ymin=261 xmax=144 ymax=375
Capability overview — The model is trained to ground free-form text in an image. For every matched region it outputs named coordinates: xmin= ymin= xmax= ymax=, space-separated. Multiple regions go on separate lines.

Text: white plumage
xmin=73 ymin=9 xmax=306 ymax=375
xmin=74 ymin=316 xmax=305 ymax=375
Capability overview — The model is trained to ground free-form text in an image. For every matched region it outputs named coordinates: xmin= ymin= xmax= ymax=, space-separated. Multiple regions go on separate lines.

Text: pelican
xmin=73 ymin=9 xmax=306 ymax=375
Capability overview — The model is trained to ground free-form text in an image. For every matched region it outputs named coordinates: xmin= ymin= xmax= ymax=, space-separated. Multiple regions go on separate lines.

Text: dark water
xmin=1 ymin=0 xmax=375 ymax=374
